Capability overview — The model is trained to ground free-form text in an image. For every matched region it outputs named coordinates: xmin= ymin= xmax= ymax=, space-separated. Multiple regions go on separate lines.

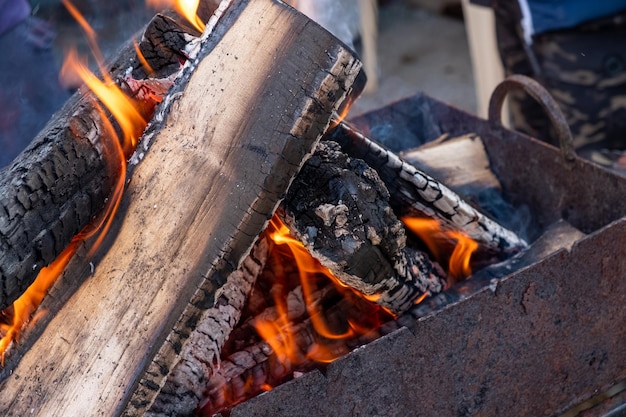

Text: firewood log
xmin=0 ymin=20 xmax=171 ymax=312
xmin=399 ymin=133 xmax=501 ymax=196
xmin=146 ymin=236 xmax=270 ymax=417
xmin=0 ymin=1 xmax=364 ymax=415
xmin=328 ymin=122 xmax=528 ymax=256
xmin=281 ymin=141 xmax=447 ymax=315
xmin=0 ymin=0 xmax=221 ymax=313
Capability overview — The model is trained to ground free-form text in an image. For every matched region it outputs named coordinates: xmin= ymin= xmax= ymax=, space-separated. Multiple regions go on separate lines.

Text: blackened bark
xmin=133 ymin=13 xmax=197 ymax=79
xmin=0 ymin=93 xmax=116 ymax=311
xmin=0 ymin=9 xmax=200 ymax=311
xmin=281 ymin=141 xmax=447 ymax=315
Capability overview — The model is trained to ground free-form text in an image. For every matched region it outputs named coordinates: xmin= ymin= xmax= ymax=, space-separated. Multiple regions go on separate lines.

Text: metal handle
xmin=488 ymin=74 xmax=576 ymax=162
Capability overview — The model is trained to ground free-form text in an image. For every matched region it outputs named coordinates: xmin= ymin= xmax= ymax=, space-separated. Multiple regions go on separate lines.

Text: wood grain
xmin=0 ymin=0 xmax=362 ymax=415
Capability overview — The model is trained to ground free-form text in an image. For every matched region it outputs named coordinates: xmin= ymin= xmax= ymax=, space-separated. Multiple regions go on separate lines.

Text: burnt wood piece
xmin=133 ymin=13 xmax=198 ymax=79
xmin=201 ymin=322 xmax=318 ymax=415
xmin=197 ymin=280 xmax=321 ymax=415
xmin=0 ymin=0 xmax=221 ymax=313
xmin=199 ymin=284 xmax=390 ymax=416
xmin=0 ymin=95 xmax=113 ymax=311
xmin=329 ymin=122 xmax=528 ymax=257
xmin=0 ymin=0 xmax=363 ymax=415
xmin=0 ymin=19 xmax=181 ymax=312
xmin=147 ymin=237 xmax=270 ymax=417
xmin=281 ymin=141 xmax=447 ymax=314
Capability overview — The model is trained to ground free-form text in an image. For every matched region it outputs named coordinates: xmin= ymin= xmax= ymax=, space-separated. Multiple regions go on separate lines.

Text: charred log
xmin=0 ymin=41 xmax=156 ymax=312
xmin=328 ymin=122 xmax=528 ymax=256
xmin=133 ymin=13 xmax=199 ymax=79
xmin=281 ymin=141 xmax=447 ymax=315
xmin=0 ymin=0 xmax=225 ymax=314
xmin=146 ymin=237 xmax=270 ymax=417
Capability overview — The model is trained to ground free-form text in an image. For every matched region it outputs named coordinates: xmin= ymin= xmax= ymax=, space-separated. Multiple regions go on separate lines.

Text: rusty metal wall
xmin=232 ymin=218 xmax=626 ymax=417
xmin=230 ymin=93 xmax=626 ymax=417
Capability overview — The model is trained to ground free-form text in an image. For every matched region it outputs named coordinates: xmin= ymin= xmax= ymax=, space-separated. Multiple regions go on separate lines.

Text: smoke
xmin=290 ymin=0 xmax=360 ymax=50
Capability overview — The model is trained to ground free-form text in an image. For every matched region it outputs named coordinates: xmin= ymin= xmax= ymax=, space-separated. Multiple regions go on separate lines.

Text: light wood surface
xmin=0 ymin=1 xmax=362 ymax=415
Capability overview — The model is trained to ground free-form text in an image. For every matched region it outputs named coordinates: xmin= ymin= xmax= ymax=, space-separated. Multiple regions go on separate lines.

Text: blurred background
xmin=0 ymin=0 xmax=490 ymax=166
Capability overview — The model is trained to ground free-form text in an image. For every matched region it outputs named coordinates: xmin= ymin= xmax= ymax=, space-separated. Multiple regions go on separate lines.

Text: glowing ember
xmin=146 ymin=0 xmax=205 ymax=32
xmin=253 ymin=215 xmax=390 ymax=368
xmin=402 ymin=217 xmax=479 ymax=282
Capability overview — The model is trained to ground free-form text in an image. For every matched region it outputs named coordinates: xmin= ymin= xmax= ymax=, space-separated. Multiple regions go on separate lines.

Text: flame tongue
xmin=146 ymin=0 xmax=205 ymax=33
xmin=252 ymin=215 xmax=391 ymax=369
xmin=402 ymin=217 xmax=478 ymax=283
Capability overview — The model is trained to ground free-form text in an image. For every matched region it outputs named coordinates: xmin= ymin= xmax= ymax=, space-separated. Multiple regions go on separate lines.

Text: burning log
xmin=0 ymin=58 xmax=137 ymax=312
xmin=0 ymin=1 xmax=209 ymax=313
xmin=147 ymin=236 xmax=270 ymax=417
xmin=281 ymin=141 xmax=447 ymax=314
xmin=0 ymin=0 xmax=363 ymax=415
xmin=328 ymin=122 xmax=528 ymax=257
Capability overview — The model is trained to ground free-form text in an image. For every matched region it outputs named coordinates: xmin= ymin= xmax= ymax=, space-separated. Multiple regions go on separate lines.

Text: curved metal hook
xmin=488 ymin=74 xmax=576 ymax=163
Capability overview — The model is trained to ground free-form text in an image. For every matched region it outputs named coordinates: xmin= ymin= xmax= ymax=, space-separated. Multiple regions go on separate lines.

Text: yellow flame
xmin=62 ymin=48 xmax=146 ymax=154
xmin=146 ymin=0 xmax=205 ymax=32
xmin=402 ymin=217 xmax=478 ymax=282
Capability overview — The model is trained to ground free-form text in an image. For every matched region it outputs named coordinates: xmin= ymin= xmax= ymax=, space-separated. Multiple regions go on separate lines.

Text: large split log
xmin=0 ymin=1 xmax=363 ymax=415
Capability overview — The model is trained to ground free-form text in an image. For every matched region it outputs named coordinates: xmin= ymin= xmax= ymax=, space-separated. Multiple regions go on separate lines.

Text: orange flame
xmin=146 ymin=0 xmax=205 ymax=32
xmin=402 ymin=217 xmax=478 ymax=282
xmin=0 ymin=6 xmax=151 ymax=361
xmin=62 ymin=48 xmax=146 ymax=155
xmin=254 ymin=215 xmax=390 ymax=368
xmin=62 ymin=0 xmax=108 ymax=78
xmin=0 ymin=242 xmax=77 ymax=364
xmin=133 ymin=39 xmax=156 ymax=76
